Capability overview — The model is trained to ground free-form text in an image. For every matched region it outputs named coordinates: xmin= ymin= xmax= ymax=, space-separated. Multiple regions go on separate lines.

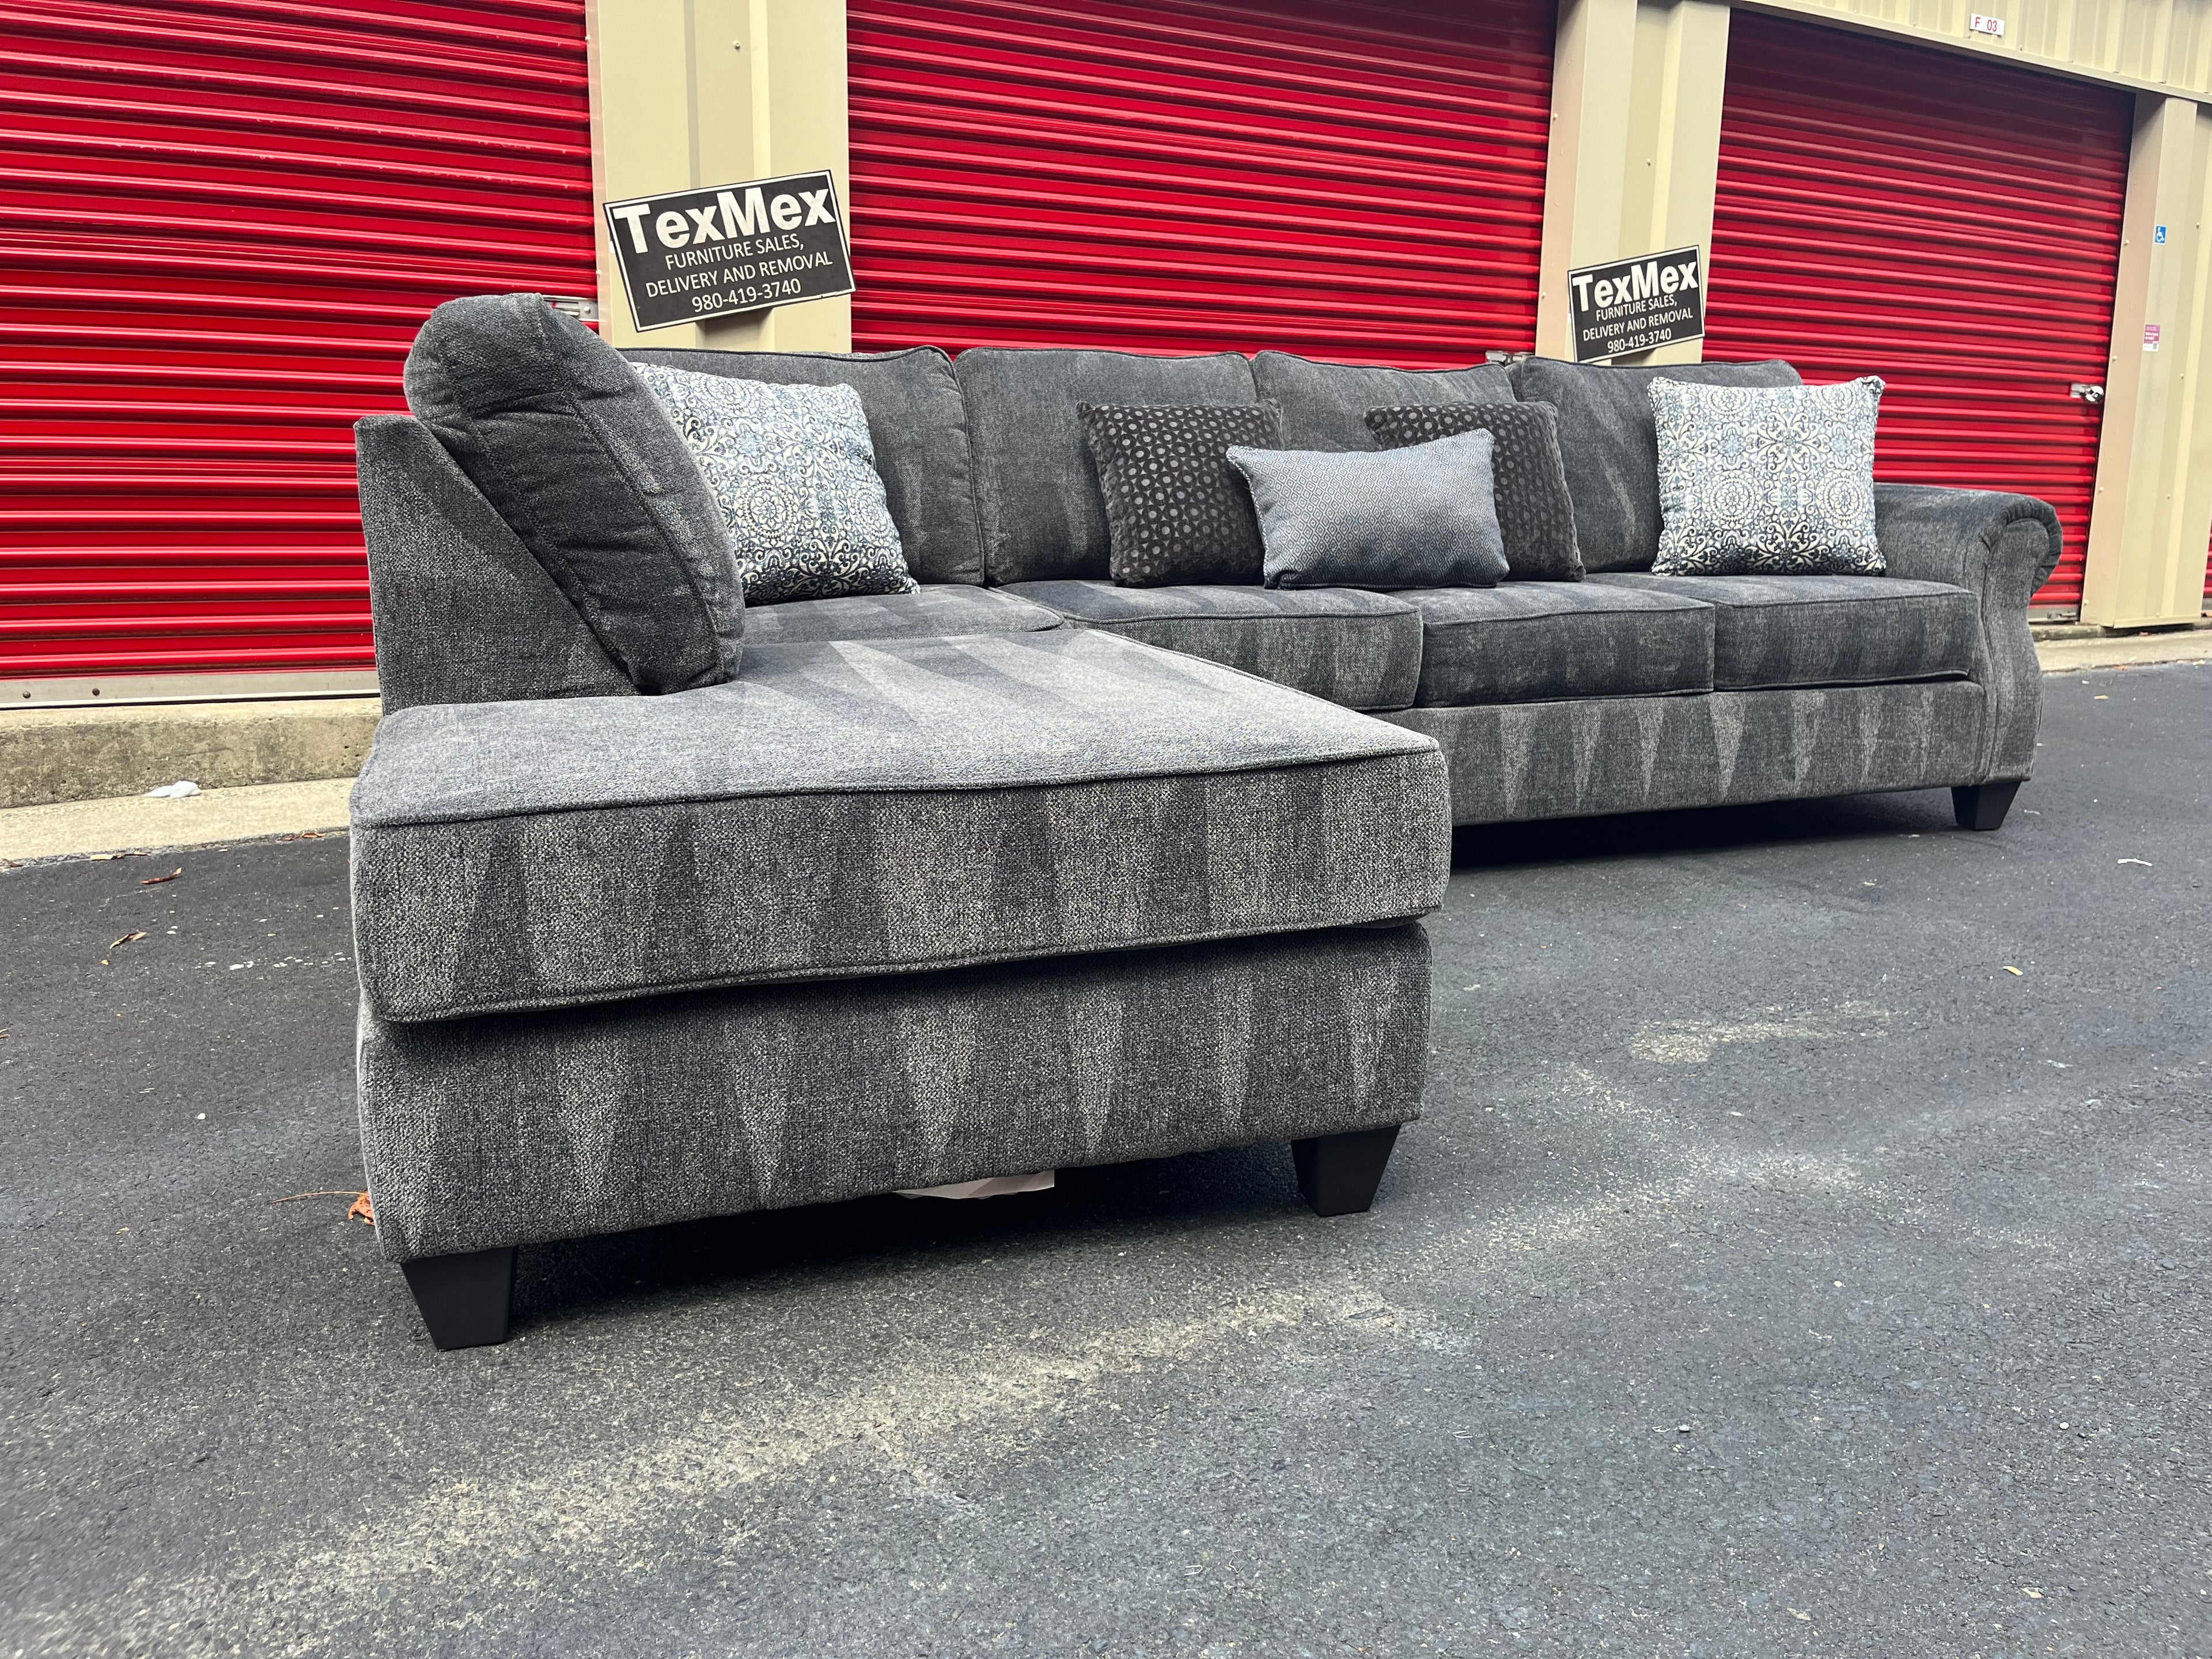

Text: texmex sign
xmin=1566 ymin=246 xmax=1705 ymax=362
xmin=603 ymin=170 xmax=855 ymax=331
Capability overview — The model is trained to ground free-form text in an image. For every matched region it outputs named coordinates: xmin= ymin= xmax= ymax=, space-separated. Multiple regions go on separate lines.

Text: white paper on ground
xmin=145 ymin=781 xmax=201 ymax=798
xmin=896 ymin=1170 xmax=1056 ymax=1200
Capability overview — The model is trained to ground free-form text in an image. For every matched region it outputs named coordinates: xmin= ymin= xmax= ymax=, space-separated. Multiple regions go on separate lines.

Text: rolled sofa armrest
xmin=355 ymin=415 xmax=635 ymax=714
xmin=1873 ymin=484 xmax=2061 ymax=782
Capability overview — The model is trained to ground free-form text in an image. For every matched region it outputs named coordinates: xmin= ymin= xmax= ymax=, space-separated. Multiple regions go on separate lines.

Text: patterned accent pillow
xmin=1650 ymin=376 xmax=1886 ymax=575
xmin=1078 ymin=402 xmax=1281 ymax=586
xmin=1365 ymin=400 xmax=1584 ymax=581
xmin=1229 ymin=431 xmax=1509 ymax=590
xmin=631 ymin=363 xmax=916 ymax=606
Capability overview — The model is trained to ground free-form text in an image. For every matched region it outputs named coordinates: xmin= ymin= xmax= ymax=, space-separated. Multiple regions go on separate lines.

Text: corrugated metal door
xmin=846 ymin=0 xmax=1555 ymax=365
xmin=3 ymin=0 xmax=596 ymax=690
xmin=1703 ymin=12 xmax=2131 ymax=612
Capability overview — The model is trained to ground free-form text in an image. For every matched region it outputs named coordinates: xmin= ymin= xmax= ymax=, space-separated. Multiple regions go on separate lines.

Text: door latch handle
xmin=2070 ymin=382 xmax=2105 ymax=405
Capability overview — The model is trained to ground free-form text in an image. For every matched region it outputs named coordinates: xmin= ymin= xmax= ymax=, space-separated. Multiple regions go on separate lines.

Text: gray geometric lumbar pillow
xmin=1650 ymin=375 xmax=1885 ymax=575
xmin=1365 ymin=400 xmax=1584 ymax=581
xmin=631 ymin=363 xmax=916 ymax=605
xmin=1228 ymin=431 xmax=1509 ymax=590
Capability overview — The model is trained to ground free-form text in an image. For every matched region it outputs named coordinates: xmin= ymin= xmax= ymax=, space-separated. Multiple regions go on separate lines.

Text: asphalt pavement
xmin=3 ymin=664 xmax=2207 ymax=1658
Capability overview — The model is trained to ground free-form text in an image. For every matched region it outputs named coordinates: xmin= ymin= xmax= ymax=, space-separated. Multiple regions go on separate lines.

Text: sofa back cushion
xmin=1509 ymin=357 xmax=1802 ymax=571
xmin=622 ymin=344 xmax=984 ymax=585
xmin=1251 ymin=351 xmax=1516 ymax=451
xmin=956 ymin=347 xmax=1257 ymax=583
xmin=403 ymin=293 xmax=746 ymax=692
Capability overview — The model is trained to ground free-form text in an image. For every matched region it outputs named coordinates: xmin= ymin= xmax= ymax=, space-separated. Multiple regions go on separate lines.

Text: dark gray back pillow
xmin=404 ymin=293 xmax=745 ymax=692
xmin=622 ymin=344 xmax=983 ymax=586
xmin=1365 ymin=401 xmax=1582 ymax=581
xmin=1509 ymin=357 xmax=1801 ymax=571
xmin=1251 ymin=351 xmax=1516 ymax=451
xmin=1081 ymin=402 xmax=1280 ymax=586
xmin=955 ymin=347 xmax=1257 ymax=584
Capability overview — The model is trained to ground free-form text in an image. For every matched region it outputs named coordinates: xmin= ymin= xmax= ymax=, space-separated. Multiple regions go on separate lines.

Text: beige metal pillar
xmin=587 ymin=0 xmax=852 ymax=352
xmin=1537 ymin=0 xmax=1731 ymax=364
xmin=2081 ymin=93 xmax=2212 ymax=626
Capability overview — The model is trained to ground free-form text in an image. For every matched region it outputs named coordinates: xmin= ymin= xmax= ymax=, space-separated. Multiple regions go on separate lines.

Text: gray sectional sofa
xmin=628 ymin=342 xmax=2056 ymax=832
xmin=351 ymin=319 xmax=2061 ymax=1347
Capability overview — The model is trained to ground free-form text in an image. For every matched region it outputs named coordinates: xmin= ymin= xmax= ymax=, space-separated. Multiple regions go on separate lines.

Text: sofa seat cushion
xmin=1402 ymin=582 xmax=1714 ymax=706
xmin=1002 ymin=579 xmax=1424 ymax=711
xmin=1589 ymin=573 xmax=1976 ymax=690
xmin=350 ymin=628 xmax=1451 ymax=1022
xmin=741 ymin=585 xmax=1063 ymax=645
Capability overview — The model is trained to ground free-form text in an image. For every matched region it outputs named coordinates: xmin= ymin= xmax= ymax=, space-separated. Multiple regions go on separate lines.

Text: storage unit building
xmin=3 ymin=0 xmax=596 ymax=698
xmin=845 ymin=0 xmax=1556 ymax=363
xmin=1701 ymin=10 xmax=2134 ymax=613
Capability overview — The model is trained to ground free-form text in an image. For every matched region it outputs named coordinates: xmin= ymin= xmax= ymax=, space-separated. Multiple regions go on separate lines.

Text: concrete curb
xmin=0 ymin=778 xmax=354 ymax=863
xmin=0 ymin=697 xmax=380 ymax=810
xmin=2036 ymin=627 xmax=2212 ymax=671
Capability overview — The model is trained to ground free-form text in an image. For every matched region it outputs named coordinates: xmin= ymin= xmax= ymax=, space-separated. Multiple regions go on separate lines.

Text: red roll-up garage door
xmin=1703 ymin=12 xmax=2132 ymax=612
xmin=846 ymin=0 xmax=1555 ymax=365
xmin=3 ymin=0 xmax=596 ymax=692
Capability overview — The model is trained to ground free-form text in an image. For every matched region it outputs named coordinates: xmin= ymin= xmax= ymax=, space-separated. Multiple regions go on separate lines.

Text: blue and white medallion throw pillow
xmin=1649 ymin=375 xmax=1886 ymax=575
xmin=631 ymin=363 xmax=916 ymax=605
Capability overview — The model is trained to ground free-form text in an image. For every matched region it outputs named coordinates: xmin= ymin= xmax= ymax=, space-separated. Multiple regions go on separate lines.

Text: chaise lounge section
xmin=350 ymin=301 xmax=1453 ymax=1349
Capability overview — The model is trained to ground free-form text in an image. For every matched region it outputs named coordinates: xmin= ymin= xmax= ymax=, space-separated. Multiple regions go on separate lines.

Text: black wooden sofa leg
xmin=401 ymin=1247 xmax=516 ymax=1350
xmin=1952 ymin=780 xmax=2021 ymax=831
xmin=1293 ymin=1126 xmax=1402 ymax=1217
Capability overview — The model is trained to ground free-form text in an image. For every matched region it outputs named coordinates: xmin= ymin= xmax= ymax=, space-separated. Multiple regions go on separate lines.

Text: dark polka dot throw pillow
xmin=1079 ymin=402 xmax=1281 ymax=586
xmin=1365 ymin=400 xmax=1584 ymax=581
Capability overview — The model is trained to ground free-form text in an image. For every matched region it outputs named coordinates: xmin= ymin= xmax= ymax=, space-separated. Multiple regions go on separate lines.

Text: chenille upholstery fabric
xmin=1590 ymin=573 xmax=1975 ymax=690
xmin=1364 ymin=402 xmax=1584 ymax=582
xmin=1384 ymin=680 xmax=1987 ymax=825
xmin=1080 ymin=402 xmax=1282 ymax=585
xmin=355 ymin=415 xmax=635 ymax=714
xmin=1229 ymin=432 xmax=1509 ymax=590
xmin=739 ymin=585 xmax=1063 ymax=645
xmin=350 ymin=628 xmax=1451 ymax=1022
xmin=358 ymin=924 xmax=1432 ymax=1262
xmin=1399 ymin=582 xmax=1714 ymax=707
xmin=1650 ymin=377 xmax=1886 ymax=575
xmin=1002 ymin=579 xmax=1423 ymax=711
xmin=955 ymin=348 xmax=1259 ymax=583
xmin=1871 ymin=484 xmax=2062 ymax=782
xmin=622 ymin=344 xmax=986 ymax=585
xmin=1509 ymin=357 xmax=1802 ymax=572
xmin=1249 ymin=351 xmax=1517 ymax=452
xmin=402 ymin=293 xmax=746 ymax=692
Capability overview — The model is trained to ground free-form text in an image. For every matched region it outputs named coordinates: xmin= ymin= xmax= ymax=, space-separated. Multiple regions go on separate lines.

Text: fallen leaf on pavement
xmin=347 ymin=1192 xmax=375 ymax=1225
xmin=108 ymin=931 xmax=146 ymax=950
xmin=2004 ymin=966 xmax=2024 ymax=976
